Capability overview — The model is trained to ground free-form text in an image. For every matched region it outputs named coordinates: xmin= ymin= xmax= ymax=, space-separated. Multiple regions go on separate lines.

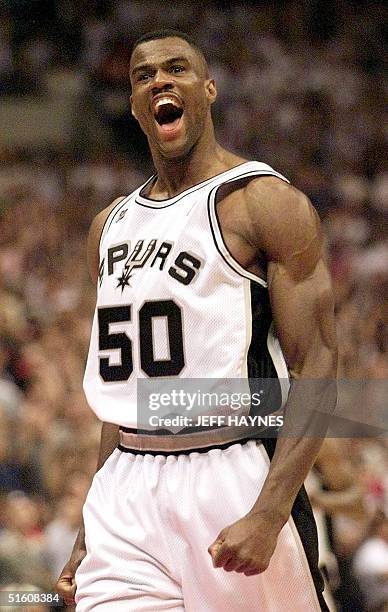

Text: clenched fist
xmin=208 ymin=511 xmax=281 ymax=576
xmin=56 ymin=543 xmax=86 ymax=606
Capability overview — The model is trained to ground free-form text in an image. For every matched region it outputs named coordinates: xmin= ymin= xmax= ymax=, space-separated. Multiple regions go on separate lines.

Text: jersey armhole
xmin=207 ymin=169 xmax=289 ymax=288
xmin=99 ymin=195 xmax=131 ymax=252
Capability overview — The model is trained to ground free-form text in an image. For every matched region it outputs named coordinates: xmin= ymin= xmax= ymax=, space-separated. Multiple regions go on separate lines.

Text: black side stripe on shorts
xmin=261 ymin=438 xmax=329 ymax=612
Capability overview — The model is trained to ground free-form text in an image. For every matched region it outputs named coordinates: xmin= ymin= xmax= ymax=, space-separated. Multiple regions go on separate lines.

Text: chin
xmin=156 ymin=139 xmax=192 ymax=161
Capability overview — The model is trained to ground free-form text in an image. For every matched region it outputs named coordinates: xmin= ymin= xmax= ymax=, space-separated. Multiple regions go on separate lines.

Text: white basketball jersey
xmin=83 ymin=161 xmax=290 ymax=429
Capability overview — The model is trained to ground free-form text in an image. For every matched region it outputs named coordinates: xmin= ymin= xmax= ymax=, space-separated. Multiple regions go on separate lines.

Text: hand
xmin=208 ymin=511 xmax=281 ymax=576
xmin=56 ymin=547 xmax=86 ymax=606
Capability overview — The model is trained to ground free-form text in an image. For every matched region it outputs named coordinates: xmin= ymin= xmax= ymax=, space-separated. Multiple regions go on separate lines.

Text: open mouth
xmin=154 ymin=102 xmax=184 ymax=126
xmin=153 ymin=96 xmax=184 ymax=138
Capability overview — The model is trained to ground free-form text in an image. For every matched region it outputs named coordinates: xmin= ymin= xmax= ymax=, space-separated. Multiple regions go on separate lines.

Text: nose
xmin=151 ymin=69 xmax=173 ymax=95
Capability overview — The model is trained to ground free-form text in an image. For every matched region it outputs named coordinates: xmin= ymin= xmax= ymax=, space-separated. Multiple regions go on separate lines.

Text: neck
xmin=148 ymin=121 xmax=246 ymax=199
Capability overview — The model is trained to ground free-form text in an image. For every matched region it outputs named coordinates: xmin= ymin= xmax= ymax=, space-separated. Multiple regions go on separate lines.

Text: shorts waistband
xmin=118 ymin=426 xmax=263 ymax=455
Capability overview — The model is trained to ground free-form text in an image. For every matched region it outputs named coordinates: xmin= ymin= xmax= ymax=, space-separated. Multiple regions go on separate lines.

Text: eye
xmin=169 ymin=65 xmax=185 ymax=74
xmin=137 ymin=72 xmax=152 ymax=82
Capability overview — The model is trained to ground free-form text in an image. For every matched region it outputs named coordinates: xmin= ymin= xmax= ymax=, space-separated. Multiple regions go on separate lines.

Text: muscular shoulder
xmin=243 ymin=176 xmax=322 ymax=279
xmin=87 ymin=196 xmax=126 ymax=284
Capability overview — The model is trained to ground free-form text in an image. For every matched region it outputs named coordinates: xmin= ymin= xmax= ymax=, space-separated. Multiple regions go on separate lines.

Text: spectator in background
xmin=0 ymin=407 xmax=25 ymax=493
xmin=307 ymin=438 xmax=370 ymax=611
xmin=44 ymin=490 xmax=85 ymax=581
xmin=0 ymin=491 xmax=51 ymax=590
xmin=353 ymin=513 xmax=388 ymax=611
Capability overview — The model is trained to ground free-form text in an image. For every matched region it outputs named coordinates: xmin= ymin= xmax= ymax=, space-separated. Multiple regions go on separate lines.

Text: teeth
xmin=155 ymin=97 xmax=180 ymax=110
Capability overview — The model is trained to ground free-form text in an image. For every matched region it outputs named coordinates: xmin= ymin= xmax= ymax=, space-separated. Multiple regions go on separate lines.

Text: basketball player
xmin=56 ymin=30 xmax=337 ymax=611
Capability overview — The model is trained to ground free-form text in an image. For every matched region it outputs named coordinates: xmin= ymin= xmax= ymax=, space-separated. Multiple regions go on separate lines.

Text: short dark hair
xmin=131 ymin=28 xmax=207 ymax=66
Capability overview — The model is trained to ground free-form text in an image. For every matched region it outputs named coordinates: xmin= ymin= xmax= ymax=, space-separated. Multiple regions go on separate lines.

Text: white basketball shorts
xmin=75 ymin=440 xmax=325 ymax=611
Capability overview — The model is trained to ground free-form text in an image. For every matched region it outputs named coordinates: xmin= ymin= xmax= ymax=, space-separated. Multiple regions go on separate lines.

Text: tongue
xmin=159 ymin=117 xmax=181 ymax=133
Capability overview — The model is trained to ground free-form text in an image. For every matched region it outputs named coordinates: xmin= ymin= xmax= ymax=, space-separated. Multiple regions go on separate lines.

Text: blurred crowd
xmin=0 ymin=0 xmax=387 ymax=610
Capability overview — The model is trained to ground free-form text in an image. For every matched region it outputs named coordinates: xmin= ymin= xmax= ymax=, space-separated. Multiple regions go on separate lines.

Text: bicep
xmin=268 ymin=256 xmax=337 ymax=378
xmin=244 ymin=179 xmax=337 ymax=377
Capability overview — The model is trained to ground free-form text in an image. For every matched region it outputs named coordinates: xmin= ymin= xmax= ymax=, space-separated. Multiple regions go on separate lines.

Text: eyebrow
xmin=131 ymin=56 xmax=190 ymax=76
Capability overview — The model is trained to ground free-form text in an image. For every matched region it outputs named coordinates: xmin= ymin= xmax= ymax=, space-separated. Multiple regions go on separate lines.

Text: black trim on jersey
xmin=117 ymin=435 xmax=262 ymax=456
xmin=261 ymin=438 xmax=329 ymax=612
xmin=120 ymin=426 xmax=139 ymax=433
xmin=99 ymin=195 xmax=129 ymax=247
xmin=247 ymin=281 xmax=283 ymax=414
xmin=207 ymin=172 xmax=276 ymax=285
xmin=137 ymin=173 xmax=157 ymax=194
xmin=99 ymin=171 xmax=158 ymax=242
xmin=207 ymin=194 xmax=262 ymax=284
xmin=105 ymin=195 xmax=132 ymax=233
xmin=135 ymin=178 xmax=225 ymax=209
xmin=136 ymin=161 xmax=252 ymax=207
xmin=135 ymin=182 xmax=205 ymax=208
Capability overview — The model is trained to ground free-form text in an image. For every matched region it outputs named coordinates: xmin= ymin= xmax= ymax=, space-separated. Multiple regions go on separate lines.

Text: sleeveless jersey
xmin=83 ymin=161 xmax=290 ymax=429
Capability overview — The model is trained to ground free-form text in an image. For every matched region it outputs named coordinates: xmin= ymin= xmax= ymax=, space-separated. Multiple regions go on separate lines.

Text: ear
xmin=206 ymin=79 xmax=217 ymax=105
xmin=130 ymin=95 xmax=138 ymax=120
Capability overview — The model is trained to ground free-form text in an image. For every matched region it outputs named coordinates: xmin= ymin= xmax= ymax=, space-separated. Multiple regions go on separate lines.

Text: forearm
xmin=251 ymin=376 xmax=337 ymax=526
xmin=97 ymin=422 xmax=120 ymax=470
xmin=251 ymin=437 xmax=324 ymax=527
xmin=74 ymin=422 xmax=119 ymax=551
xmin=71 ymin=523 xmax=86 ymax=554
